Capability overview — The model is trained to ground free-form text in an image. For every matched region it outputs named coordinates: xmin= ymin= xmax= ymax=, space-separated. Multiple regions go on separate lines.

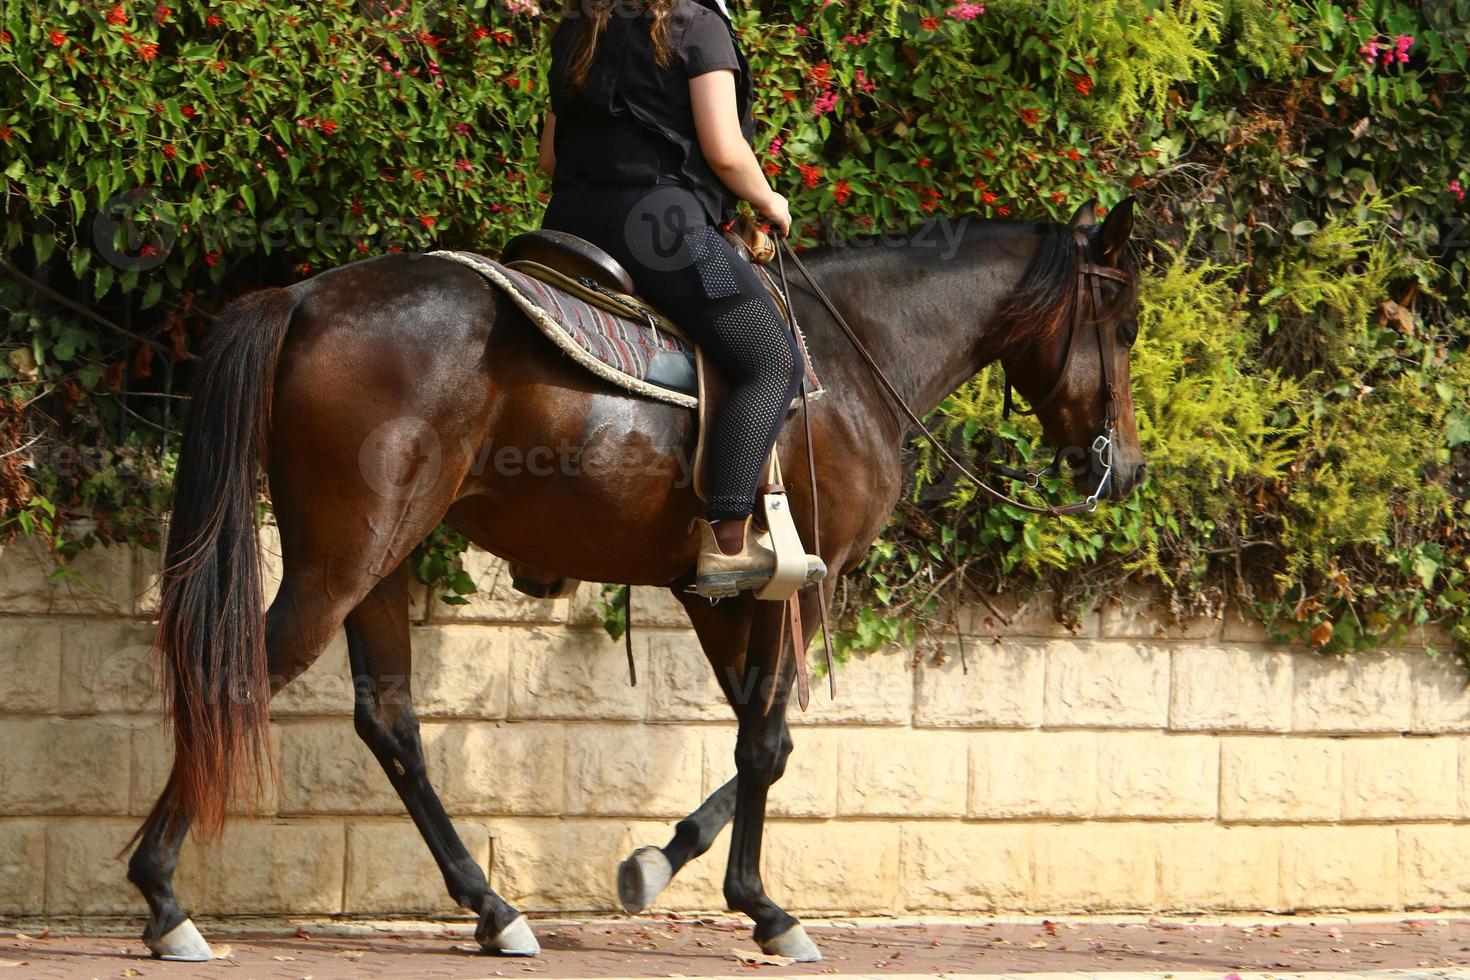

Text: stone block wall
xmin=2 ymin=532 xmax=1469 ymax=920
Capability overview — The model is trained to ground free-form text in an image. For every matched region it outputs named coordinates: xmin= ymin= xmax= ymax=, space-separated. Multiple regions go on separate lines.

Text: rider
xmin=538 ymin=0 xmax=824 ymax=598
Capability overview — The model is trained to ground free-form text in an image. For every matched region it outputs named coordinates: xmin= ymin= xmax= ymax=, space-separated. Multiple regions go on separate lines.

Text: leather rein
xmin=774 ymin=231 xmax=1131 ymax=518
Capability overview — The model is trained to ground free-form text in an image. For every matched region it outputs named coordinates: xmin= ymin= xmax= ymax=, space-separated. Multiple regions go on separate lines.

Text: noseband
xmin=775 ymin=232 xmax=1129 ymax=518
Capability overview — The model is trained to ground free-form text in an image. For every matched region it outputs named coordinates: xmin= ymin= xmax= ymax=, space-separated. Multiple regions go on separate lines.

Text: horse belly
xmin=449 ymin=390 xmax=704 ymax=585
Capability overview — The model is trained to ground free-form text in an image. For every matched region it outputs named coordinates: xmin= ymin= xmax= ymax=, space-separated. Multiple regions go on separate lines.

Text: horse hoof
xmin=618 ymin=845 xmax=673 ymax=913
xmin=478 ymin=913 xmax=540 ymax=957
xmin=145 ymin=917 xmax=213 ymax=962
xmin=760 ymin=923 xmax=821 ymax=963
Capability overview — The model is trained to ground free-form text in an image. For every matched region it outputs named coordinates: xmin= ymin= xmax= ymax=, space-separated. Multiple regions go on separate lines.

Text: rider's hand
xmin=756 ymin=192 xmax=792 ymax=238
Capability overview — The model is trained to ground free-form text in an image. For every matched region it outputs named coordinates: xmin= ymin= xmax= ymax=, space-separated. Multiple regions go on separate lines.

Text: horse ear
xmin=1069 ymin=198 xmax=1098 ymax=229
xmin=1098 ymin=196 xmax=1136 ymax=265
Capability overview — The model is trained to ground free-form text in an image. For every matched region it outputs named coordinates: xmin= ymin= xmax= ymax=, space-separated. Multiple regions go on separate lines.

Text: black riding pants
xmin=542 ymin=184 xmax=802 ymax=521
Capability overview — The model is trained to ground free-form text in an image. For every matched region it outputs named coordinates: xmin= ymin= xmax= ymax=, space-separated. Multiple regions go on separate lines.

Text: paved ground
xmin=3 ymin=916 xmax=1470 ymax=979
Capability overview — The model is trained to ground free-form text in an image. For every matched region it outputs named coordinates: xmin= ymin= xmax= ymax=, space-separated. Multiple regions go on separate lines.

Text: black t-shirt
xmin=548 ymin=0 xmax=756 ymax=223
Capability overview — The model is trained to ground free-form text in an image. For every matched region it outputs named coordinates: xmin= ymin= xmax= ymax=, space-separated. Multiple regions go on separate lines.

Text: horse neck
xmin=795 ymin=221 xmax=1042 ymax=421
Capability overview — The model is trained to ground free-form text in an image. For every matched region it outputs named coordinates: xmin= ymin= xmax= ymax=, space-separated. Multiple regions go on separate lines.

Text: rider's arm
xmin=538 ymin=110 xmax=557 ymax=176
xmin=689 ymin=70 xmax=789 ymax=235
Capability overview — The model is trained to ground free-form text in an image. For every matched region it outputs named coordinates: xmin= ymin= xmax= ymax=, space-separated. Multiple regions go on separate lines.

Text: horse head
xmin=1001 ymin=197 xmax=1146 ymax=503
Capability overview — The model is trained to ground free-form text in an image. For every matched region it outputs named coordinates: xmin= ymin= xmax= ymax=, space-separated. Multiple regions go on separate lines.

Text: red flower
xmin=1050 ymin=191 xmax=1067 ymax=204
xmin=204 ymin=250 xmax=220 ymax=266
xmin=418 ymin=215 xmax=437 ymax=229
xmin=206 ymin=14 xmax=223 ymax=27
xmin=154 ymin=3 xmax=171 ymax=23
xmin=504 ymin=75 xmax=521 ymax=88
xmin=318 ymin=118 xmax=338 ymax=136
xmin=833 ymin=180 xmax=851 ymax=205
xmin=138 ymin=42 xmax=159 ymax=61
xmin=106 ymin=4 xmax=127 ymax=26
xmin=919 ymin=15 xmax=939 ymax=29
xmin=1019 ymin=107 xmax=1039 ymax=125
xmin=0 ymin=30 xmax=12 ymax=45
xmin=917 ymin=157 xmax=930 ymax=168
xmin=0 ymin=128 xmax=10 ymax=142
xmin=797 ymin=163 xmax=822 ymax=189
xmin=471 ymin=26 xmax=490 ymax=40
xmin=1066 ymin=148 xmax=1082 ymax=161
xmin=296 ymin=262 xmax=312 ymax=277
xmin=981 ymin=191 xmax=997 ymax=204
xmin=781 ymin=90 xmax=797 ymax=103
xmin=48 ymin=30 xmax=67 ymax=46
xmin=1073 ymin=76 xmax=1093 ymax=96
xmin=162 ymin=145 xmax=176 ymax=158
xmin=807 ymin=61 xmax=830 ymax=84
xmin=762 ymin=160 xmax=780 ymax=176
xmin=996 ymin=205 xmax=1010 ymax=216
xmin=181 ymin=104 xmax=197 ymax=118
xmin=192 ymin=162 xmax=209 ymax=178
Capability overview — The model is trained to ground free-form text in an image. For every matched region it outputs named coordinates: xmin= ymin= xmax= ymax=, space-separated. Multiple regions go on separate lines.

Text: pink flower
xmin=1394 ymin=33 xmax=1414 ymax=63
xmin=1359 ymin=40 xmax=1379 ymax=64
xmin=768 ymin=135 xmax=783 ymax=155
xmin=812 ymin=88 xmax=839 ymax=117
xmin=454 ymin=159 xmax=474 ymax=172
xmin=854 ymin=68 xmax=876 ymax=93
xmin=945 ymin=2 xmax=984 ymax=20
xmin=454 ymin=122 xmax=472 ymax=137
xmin=1451 ymin=179 xmax=1466 ymax=203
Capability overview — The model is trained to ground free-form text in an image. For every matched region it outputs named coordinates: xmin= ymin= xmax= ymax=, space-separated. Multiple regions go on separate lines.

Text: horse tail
xmin=156 ymin=287 xmax=297 ymax=839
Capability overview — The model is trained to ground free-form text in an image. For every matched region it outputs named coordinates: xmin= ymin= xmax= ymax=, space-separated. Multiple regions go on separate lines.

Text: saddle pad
xmin=430 ymin=249 xmax=823 ymax=411
xmin=432 ymin=249 xmax=699 ymax=409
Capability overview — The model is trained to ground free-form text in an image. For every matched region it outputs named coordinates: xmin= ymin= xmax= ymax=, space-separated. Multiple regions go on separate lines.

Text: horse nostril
xmin=1134 ymin=463 xmax=1148 ymax=484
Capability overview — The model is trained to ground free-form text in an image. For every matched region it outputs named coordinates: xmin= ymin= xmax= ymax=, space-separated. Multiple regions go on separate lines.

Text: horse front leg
xmin=723 ymin=604 xmax=818 ymax=962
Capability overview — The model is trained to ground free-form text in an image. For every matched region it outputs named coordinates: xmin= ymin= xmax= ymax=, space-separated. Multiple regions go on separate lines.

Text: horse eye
xmin=1118 ymin=320 xmax=1138 ymax=347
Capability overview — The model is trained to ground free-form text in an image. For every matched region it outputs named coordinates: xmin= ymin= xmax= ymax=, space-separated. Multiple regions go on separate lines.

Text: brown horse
xmin=126 ymin=197 xmax=1144 ymax=962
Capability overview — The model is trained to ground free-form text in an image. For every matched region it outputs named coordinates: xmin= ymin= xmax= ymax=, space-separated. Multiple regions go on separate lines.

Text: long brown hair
xmin=560 ymin=0 xmax=678 ymax=91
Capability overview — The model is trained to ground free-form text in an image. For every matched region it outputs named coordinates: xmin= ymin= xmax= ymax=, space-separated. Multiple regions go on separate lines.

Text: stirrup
xmin=692 ymin=517 xmax=823 ymax=600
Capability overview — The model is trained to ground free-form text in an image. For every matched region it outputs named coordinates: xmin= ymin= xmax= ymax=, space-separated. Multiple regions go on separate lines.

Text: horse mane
xmin=993 ymin=220 xmax=1138 ymax=354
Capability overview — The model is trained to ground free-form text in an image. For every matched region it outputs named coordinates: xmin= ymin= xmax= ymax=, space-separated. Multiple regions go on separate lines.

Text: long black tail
xmin=155 ymin=287 xmax=296 ymax=838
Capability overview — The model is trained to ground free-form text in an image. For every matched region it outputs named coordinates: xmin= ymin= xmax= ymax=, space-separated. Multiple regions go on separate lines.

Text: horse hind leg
xmin=127 ymin=563 xmax=378 ymax=961
xmin=343 ymin=561 xmax=538 ymax=955
xmin=130 ymin=434 xmax=475 ymax=955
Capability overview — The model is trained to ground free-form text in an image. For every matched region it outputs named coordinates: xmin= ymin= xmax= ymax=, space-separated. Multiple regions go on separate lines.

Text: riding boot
xmin=693 ymin=516 xmax=826 ymax=599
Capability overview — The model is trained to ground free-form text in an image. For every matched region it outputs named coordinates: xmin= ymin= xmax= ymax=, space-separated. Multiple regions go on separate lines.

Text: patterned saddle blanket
xmin=430 ymin=249 xmax=822 ymax=410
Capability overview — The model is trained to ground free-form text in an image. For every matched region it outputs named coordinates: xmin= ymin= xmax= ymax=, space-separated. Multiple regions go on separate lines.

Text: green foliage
xmin=3 ymin=0 xmax=1469 ymax=658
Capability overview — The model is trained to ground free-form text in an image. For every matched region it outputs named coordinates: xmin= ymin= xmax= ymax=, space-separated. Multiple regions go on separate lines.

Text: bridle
xmin=774 ymin=229 xmax=1132 ymax=519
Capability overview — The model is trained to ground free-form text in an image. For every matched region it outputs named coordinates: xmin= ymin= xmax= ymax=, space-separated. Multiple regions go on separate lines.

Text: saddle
xmin=437 ymin=220 xmax=818 ymax=602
